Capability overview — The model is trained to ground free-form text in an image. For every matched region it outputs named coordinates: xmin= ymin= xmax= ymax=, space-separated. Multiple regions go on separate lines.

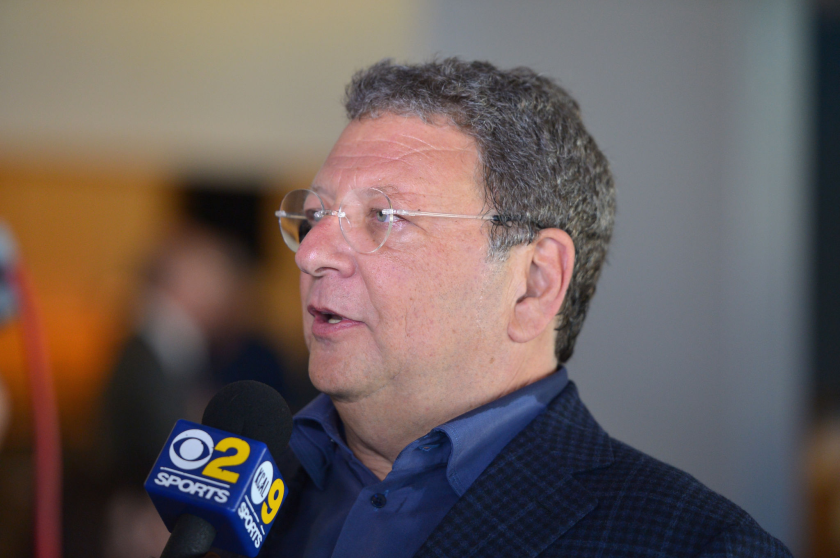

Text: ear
xmin=508 ymin=228 xmax=575 ymax=344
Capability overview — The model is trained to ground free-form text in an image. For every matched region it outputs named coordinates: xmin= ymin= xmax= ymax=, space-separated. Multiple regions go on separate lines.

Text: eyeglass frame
xmin=275 ymin=187 xmax=531 ymax=254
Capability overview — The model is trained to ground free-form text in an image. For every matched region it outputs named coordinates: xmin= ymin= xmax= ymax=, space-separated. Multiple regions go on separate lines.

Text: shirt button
xmin=370 ymin=493 xmax=387 ymax=508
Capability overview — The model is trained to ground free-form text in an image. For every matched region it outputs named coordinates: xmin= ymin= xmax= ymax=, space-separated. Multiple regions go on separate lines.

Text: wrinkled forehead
xmin=312 ymin=114 xmax=482 ymax=207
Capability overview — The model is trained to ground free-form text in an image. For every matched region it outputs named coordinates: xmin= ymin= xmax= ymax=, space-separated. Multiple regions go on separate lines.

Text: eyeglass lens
xmin=278 ymin=188 xmax=394 ymax=254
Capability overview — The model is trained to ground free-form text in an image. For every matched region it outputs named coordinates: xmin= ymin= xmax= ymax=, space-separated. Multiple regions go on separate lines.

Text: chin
xmin=307 ymin=352 xmax=374 ymax=403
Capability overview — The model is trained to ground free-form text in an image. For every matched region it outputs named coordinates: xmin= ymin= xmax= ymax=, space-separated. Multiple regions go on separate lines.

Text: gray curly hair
xmin=344 ymin=58 xmax=615 ymax=364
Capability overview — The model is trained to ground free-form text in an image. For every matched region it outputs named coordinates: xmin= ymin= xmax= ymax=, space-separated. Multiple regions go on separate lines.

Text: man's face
xmin=296 ymin=113 xmax=514 ymax=408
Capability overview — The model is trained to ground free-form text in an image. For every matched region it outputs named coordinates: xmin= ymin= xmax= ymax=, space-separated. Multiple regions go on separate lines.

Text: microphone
xmin=145 ymin=381 xmax=293 ymax=558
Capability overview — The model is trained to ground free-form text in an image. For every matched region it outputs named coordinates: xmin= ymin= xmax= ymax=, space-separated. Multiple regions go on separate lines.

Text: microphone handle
xmin=160 ymin=514 xmax=216 ymax=558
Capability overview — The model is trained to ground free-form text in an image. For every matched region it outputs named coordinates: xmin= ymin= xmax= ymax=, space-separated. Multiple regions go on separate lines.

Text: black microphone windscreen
xmin=201 ymin=380 xmax=293 ymax=461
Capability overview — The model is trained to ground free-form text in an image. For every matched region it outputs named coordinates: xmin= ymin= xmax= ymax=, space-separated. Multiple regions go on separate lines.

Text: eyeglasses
xmin=275 ymin=187 xmax=503 ymax=254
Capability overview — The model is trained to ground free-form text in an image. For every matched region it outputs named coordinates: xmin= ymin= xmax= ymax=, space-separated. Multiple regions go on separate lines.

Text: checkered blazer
xmin=264 ymin=382 xmax=792 ymax=558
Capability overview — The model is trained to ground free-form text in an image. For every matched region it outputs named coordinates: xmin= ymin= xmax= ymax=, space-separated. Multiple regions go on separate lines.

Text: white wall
xmin=0 ymin=0 xmax=417 ymax=173
xmin=418 ymin=0 xmax=810 ymax=549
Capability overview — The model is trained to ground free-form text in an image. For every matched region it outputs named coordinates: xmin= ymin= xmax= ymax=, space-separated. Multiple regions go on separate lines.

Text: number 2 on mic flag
xmin=145 ymin=420 xmax=286 ymax=557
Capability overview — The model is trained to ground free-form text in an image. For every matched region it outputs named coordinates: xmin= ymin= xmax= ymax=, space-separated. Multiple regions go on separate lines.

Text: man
xmin=263 ymin=59 xmax=791 ymax=557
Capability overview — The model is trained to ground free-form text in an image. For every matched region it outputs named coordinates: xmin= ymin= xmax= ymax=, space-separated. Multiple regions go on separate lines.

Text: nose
xmin=294 ymin=212 xmax=356 ymax=278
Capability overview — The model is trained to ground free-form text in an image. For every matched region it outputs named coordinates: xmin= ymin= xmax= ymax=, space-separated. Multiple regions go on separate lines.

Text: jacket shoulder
xmin=554 ymin=435 xmax=792 ymax=557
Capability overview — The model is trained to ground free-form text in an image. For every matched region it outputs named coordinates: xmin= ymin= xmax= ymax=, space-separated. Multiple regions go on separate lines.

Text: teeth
xmin=327 ymin=316 xmax=342 ymax=324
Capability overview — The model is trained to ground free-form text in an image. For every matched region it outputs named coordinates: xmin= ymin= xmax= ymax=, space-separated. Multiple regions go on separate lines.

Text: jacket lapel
xmin=413 ymin=382 xmax=613 ymax=558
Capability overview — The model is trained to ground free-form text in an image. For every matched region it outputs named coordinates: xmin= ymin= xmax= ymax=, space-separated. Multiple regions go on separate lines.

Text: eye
xmin=367 ymin=206 xmax=394 ymax=224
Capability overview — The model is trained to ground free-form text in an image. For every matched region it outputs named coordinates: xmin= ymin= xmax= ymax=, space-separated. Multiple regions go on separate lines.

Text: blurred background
xmin=0 ymin=0 xmax=837 ymax=556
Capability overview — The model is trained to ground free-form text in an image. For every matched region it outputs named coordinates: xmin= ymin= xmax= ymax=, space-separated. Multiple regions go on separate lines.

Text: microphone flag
xmin=145 ymin=419 xmax=286 ymax=557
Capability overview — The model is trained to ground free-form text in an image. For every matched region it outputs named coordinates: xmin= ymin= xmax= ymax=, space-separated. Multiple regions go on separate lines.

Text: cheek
xmin=368 ymin=243 xmax=488 ymax=339
xmin=361 ymin=254 xmax=433 ymax=344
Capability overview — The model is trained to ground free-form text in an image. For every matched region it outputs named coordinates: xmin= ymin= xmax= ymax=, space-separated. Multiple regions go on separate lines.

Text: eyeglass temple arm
xmin=386 ymin=209 xmax=499 ymax=221
xmin=278 ymin=208 xmax=512 ymax=225
xmin=275 ymin=210 xmax=345 ymax=219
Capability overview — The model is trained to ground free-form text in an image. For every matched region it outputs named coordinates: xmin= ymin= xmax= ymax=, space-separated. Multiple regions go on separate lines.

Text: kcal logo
xmin=251 ymin=462 xmax=273 ymax=503
xmin=168 ymin=428 xmax=252 ymax=484
xmin=250 ymin=461 xmax=285 ymax=524
xmin=251 ymin=461 xmax=286 ymax=525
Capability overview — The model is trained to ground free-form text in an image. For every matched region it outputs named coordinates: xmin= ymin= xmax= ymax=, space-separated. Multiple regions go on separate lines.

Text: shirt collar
xmin=290 ymin=368 xmax=569 ymax=494
xmin=290 ymin=394 xmax=347 ymax=490
xmin=434 ymin=368 xmax=568 ymax=495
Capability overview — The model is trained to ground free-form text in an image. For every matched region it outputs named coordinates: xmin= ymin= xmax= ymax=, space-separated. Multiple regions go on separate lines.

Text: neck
xmin=332 ymin=343 xmax=558 ymax=480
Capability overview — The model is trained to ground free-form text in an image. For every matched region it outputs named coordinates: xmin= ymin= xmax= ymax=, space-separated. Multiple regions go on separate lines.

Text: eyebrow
xmin=373 ymin=184 xmax=416 ymax=204
xmin=309 ymin=183 xmax=418 ymax=206
xmin=310 ymin=183 xmax=329 ymax=196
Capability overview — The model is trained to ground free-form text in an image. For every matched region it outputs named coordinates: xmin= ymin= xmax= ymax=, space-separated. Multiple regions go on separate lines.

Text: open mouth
xmin=309 ymin=306 xmax=351 ymax=325
xmin=324 ymin=312 xmax=343 ymax=324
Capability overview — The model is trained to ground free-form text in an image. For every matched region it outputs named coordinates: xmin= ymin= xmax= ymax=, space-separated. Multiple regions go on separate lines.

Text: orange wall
xmin=0 ymin=160 xmax=313 ymax=452
xmin=0 ymin=162 xmax=177 ymax=449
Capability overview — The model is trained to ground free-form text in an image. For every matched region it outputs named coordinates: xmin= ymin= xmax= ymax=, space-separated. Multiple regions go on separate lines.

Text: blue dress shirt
xmin=274 ymin=368 xmax=569 ymax=558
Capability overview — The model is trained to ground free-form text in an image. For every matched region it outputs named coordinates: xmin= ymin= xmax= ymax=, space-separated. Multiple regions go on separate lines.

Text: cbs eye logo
xmin=168 ymin=429 xmax=252 ymax=484
xmin=169 ymin=429 xmax=215 ymax=470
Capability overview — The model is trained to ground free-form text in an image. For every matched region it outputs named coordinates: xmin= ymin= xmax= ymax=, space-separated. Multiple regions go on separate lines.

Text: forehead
xmin=313 ymin=113 xmax=481 ymax=204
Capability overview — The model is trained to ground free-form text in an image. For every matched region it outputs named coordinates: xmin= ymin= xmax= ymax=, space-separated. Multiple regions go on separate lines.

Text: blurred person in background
xmin=99 ymin=221 xmax=293 ymax=558
xmin=102 ymin=223 xmax=272 ymax=484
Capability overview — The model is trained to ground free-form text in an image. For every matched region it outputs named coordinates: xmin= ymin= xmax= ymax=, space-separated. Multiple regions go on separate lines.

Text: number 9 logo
xmin=260 ymin=479 xmax=285 ymax=524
